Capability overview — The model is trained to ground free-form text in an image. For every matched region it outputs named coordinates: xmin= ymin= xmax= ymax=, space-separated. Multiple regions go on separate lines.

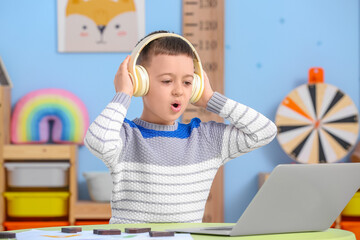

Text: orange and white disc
xmin=275 ymin=83 xmax=359 ymax=163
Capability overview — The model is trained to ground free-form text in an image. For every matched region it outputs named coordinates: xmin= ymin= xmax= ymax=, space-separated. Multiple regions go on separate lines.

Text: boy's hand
xmin=193 ymin=71 xmax=214 ymax=109
xmin=114 ymin=55 xmax=134 ymax=97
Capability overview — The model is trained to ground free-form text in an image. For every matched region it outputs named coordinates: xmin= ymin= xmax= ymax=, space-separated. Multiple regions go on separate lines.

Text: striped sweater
xmin=84 ymin=92 xmax=277 ymax=224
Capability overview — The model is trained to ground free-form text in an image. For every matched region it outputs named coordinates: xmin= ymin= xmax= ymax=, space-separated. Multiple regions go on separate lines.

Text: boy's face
xmin=140 ymin=54 xmax=194 ymax=125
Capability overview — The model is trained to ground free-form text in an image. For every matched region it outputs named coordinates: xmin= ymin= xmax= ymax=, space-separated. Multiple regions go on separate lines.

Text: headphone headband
xmin=128 ymin=32 xmax=204 ymax=103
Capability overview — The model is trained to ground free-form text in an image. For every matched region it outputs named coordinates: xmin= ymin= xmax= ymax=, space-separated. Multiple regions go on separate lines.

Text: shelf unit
xmin=0 ymin=86 xmax=111 ymax=230
xmin=1 ymin=144 xmax=77 ymax=226
xmin=0 ymin=86 xmax=11 ymax=231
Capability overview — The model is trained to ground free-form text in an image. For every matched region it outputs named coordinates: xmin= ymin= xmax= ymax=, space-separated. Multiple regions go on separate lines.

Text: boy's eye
xmin=184 ymin=81 xmax=192 ymax=86
xmin=162 ymin=80 xmax=171 ymax=84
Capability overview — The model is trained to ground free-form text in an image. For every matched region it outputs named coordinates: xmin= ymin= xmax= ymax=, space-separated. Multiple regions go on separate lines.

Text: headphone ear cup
xmin=134 ymin=65 xmax=149 ymax=97
xmin=190 ymin=74 xmax=201 ymax=103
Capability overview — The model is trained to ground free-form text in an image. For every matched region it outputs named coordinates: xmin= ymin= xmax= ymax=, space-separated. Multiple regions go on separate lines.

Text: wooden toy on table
xmin=94 ymin=229 xmax=121 ymax=235
xmin=125 ymin=228 xmax=151 ymax=233
xmin=149 ymin=231 xmax=175 ymax=237
xmin=0 ymin=231 xmax=16 ymax=239
xmin=61 ymin=227 xmax=82 ymax=233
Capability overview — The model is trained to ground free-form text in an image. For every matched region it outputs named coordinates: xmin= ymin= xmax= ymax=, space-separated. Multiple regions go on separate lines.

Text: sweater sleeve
xmin=206 ymin=92 xmax=277 ymax=165
xmin=84 ymin=92 xmax=131 ymax=168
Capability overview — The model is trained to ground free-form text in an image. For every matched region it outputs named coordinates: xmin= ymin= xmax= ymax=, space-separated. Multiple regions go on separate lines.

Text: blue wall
xmin=0 ymin=0 xmax=358 ymax=223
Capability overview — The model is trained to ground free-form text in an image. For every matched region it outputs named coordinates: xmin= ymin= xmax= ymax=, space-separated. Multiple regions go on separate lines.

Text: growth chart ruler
xmin=182 ymin=0 xmax=224 ymax=222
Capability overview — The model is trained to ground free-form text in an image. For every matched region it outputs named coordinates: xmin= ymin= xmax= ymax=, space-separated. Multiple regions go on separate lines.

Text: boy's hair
xmin=136 ymin=30 xmax=195 ymax=66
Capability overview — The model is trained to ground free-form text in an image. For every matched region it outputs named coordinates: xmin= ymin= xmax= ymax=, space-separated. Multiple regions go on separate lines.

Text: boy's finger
xmin=120 ymin=55 xmax=131 ymax=70
xmin=119 ymin=55 xmax=129 ymax=66
xmin=125 ymin=55 xmax=131 ymax=67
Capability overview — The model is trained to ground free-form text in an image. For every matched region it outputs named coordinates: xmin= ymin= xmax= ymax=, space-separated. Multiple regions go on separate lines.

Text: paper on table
xmin=16 ymin=229 xmax=193 ymax=240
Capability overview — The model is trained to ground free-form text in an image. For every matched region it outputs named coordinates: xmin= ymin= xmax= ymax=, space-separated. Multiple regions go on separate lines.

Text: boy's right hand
xmin=114 ymin=55 xmax=134 ymax=97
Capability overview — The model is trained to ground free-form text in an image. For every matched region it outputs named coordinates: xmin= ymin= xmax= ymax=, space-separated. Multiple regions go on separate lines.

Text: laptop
xmin=170 ymin=163 xmax=360 ymax=236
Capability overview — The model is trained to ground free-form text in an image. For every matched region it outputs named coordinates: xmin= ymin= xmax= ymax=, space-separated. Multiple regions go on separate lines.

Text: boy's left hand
xmin=193 ymin=71 xmax=214 ymax=109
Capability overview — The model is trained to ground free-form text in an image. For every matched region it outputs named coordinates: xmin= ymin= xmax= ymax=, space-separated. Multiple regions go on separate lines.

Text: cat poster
xmin=57 ymin=0 xmax=145 ymax=52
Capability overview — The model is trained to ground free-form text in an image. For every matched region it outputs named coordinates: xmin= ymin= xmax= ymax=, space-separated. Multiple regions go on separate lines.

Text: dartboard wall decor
xmin=275 ymin=83 xmax=359 ymax=163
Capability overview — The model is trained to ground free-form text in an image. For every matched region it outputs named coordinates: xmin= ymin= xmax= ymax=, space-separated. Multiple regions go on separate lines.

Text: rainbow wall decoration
xmin=11 ymin=88 xmax=89 ymax=144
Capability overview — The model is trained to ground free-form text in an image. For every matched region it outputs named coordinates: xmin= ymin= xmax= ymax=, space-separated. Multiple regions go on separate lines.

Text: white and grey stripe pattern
xmin=84 ymin=91 xmax=277 ymax=224
xmin=207 ymin=93 xmax=277 ymax=164
xmin=84 ymin=93 xmax=130 ymax=168
xmin=108 ymin=156 xmax=221 ymax=223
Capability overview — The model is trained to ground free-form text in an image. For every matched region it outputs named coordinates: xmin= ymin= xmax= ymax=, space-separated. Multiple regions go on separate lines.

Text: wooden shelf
xmin=3 ymin=144 xmax=77 ymax=161
xmin=75 ymin=201 xmax=111 ymax=219
xmin=0 ymin=87 xmax=110 ymax=230
xmin=0 ymin=144 xmax=78 ymax=226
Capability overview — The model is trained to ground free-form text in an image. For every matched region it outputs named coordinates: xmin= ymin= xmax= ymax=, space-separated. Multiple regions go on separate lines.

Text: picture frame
xmin=57 ymin=0 xmax=145 ymax=53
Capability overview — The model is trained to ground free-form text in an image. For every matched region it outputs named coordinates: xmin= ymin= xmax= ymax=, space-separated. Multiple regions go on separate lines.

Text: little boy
xmin=84 ymin=31 xmax=277 ymax=224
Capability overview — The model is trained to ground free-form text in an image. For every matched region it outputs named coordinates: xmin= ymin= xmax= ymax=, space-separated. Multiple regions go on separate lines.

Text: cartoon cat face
xmin=65 ymin=0 xmax=138 ymax=52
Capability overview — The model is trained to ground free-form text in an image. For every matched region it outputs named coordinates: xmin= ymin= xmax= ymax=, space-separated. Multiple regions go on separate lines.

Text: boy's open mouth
xmin=171 ymin=102 xmax=181 ymax=112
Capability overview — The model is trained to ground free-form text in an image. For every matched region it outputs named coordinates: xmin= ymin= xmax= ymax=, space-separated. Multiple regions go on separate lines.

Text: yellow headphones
xmin=128 ymin=32 xmax=204 ymax=103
